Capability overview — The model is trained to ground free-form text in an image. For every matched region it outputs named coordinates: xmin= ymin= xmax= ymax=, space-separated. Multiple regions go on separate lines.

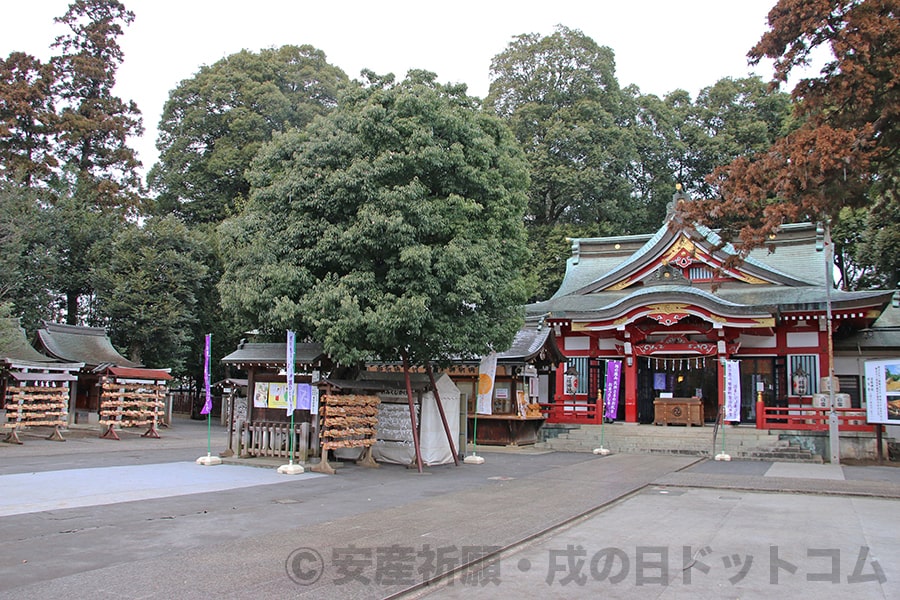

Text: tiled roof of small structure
xmin=835 ymin=302 xmax=900 ymax=350
xmin=34 ymin=322 xmax=139 ymax=369
xmin=1 ymin=318 xmax=61 ymax=364
xmin=495 ymin=325 xmax=546 ymax=359
xmin=221 ymin=342 xmax=326 ymax=366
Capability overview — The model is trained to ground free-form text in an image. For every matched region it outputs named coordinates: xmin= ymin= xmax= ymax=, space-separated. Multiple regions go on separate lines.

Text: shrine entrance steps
xmin=536 ymin=423 xmax=823 ymax=463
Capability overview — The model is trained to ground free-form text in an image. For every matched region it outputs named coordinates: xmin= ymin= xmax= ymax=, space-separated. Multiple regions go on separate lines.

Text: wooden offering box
xmin=653 ymin=397 xmax=703 ymax=426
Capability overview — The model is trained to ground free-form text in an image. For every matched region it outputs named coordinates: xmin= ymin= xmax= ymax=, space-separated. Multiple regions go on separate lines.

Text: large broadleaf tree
xmin=220 ymin=70 xmax=531 ymax=367
xmin=485 ymin=25 xmax=636 ymax=230
xmin=220 ymin=71 xmax=531 ymax=469
xmin=149 ymin=45 xmax=348 ymax=225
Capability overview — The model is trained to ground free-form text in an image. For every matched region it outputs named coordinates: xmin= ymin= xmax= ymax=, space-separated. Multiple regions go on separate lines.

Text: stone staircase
xmin=536 ymin=423 xmax=823 ymax=463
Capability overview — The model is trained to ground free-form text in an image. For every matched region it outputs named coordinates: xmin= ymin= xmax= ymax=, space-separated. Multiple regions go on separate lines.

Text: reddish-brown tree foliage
xmin=678 ymin=0 xmax=899 ymax=253
xmin=0 ymin=52 xmax=58 ymax=186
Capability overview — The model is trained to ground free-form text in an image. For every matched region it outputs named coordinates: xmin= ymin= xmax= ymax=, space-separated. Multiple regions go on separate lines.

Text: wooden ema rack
xmin=311 ymin=394 xmax=380 ymax=475
xmin=3 ymin=381 xmax=70 ymax=444
xmin=99 ymin=378 xmax=166 ymax=440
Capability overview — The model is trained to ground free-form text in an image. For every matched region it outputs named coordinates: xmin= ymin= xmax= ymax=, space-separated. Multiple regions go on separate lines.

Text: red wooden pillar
xmin=819 ymin=327 xmax=833 ymax=385
xmin=624 ymin=358 xmax=637 ymax=423
xmin=554 ymin=362 xmax=565 ymax=401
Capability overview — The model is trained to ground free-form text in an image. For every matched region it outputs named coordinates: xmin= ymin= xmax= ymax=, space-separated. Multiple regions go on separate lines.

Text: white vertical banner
xmin=310 ymin=385 xmax=320 ymax=415
xmin=724 ymin=359 xmax=741 ymax=422
xmin=285 ymin=330 xmax=296 ymax=414
xmin=200 ymin=334 xmax=212 ymax=415
xmin=476 ymin=352 xmax=498 ymax=415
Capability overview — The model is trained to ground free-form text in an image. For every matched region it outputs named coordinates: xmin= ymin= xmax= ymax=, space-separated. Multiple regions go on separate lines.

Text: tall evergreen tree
xmin=52 ymin=0 xmax=143 ymax=211
xmin=0 ymin=182 xmax=58 ymax=331
xmin=49 ymin=0 xmax=143 ymax=324
xmin=93 ymin=216 xmax=207 ymax=371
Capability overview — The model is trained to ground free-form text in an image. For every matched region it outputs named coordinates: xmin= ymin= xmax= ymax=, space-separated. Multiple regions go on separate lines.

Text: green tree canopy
xmin=149 ymin=44 xmax=349 ymax=224
xmin=0 ymin=303 xmax=20 ymax=351
xmin=93 ymin=215 xmax=208 ymax=371
xmin=678 ymin=76 xmax=795 ymax=199
xmin=857 ymin=197 xmax=900 ymax=289
xmin=485 ymin=25 xmax=636 ymax=230
xmin=485 ymin=25 xmax=796 ymax=302
xmin=0 ymin=182 xmax=58 ymax=332
xmin=219 ymin=71 xmax=531 ymax=366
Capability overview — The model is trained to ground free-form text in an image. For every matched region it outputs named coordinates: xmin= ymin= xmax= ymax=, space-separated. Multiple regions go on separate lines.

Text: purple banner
xmin=296 ymin=383 xmax=311 ymax=411
xmin=603 ymin=360 xmax=622 ymax=420
xmin=200 ymin=333 xmax=212 ymax=415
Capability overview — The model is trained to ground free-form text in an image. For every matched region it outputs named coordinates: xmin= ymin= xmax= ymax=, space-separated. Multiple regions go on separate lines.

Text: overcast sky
xmin=4 ymin=1 xmax=799 ymax=181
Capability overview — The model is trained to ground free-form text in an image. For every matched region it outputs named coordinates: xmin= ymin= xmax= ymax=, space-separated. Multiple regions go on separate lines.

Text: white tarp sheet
xmin=372 ymin=373 xmax=461 ymax=466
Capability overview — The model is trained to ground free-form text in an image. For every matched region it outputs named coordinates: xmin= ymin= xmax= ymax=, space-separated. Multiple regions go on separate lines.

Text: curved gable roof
xmin=533 ymin=285 xmax=773 ymax=323
xmin=530 ymin=284 xmax=892 ymax=317
xmin=1 ymin=318 xmax=60 ymax=364
xmin=221 ymin=342 xmax=327 ymax=367
xmin=570 ymin=222 xmax=817 ymax=296
xmin=35 ymin=322 xmax=139 ymax=369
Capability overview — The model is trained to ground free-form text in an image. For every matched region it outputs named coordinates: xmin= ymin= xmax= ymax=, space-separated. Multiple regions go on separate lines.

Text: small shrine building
xmin=31 ymin=322 xmax=174 ymax=437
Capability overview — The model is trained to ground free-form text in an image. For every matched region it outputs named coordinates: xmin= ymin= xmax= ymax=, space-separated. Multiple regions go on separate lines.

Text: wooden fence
xmin=237 ymin=420 xmax=311 ymax=460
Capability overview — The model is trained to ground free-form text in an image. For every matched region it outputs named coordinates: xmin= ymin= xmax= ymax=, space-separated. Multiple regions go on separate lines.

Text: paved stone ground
xmin=411 ymin=487 xmax=900 ymax=599
xmin=1 ymin=418 xmax=899 ymax=599
xmin=406 ymin=459 xmax=900 ymax=599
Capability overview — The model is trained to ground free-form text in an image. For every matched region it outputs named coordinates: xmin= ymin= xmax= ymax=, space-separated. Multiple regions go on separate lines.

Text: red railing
xmin=539 ymin=401 xmax=603 ymax=424
xmin=757 ymin=403 xmax=876 ymax=432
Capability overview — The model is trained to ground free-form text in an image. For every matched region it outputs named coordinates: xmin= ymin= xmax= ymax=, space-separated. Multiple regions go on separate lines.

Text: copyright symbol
xmin=286 ymin=547 xmax=324 ymax=585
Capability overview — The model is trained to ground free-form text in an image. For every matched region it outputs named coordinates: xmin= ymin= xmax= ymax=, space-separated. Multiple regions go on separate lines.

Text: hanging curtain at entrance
xmin=603 ymin=361 xmax=622 ymax=420
xmin=724 ymin=360 xmax=741 ymax=421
